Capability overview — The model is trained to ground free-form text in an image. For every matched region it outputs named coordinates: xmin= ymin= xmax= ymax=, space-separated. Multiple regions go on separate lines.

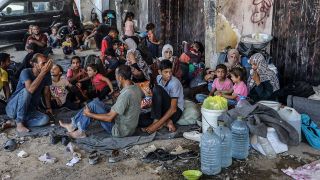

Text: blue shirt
xmin=157 ymin=75 xmax=184 ymax=111
xmin=10 ymin=68 xmax=51 ymax=106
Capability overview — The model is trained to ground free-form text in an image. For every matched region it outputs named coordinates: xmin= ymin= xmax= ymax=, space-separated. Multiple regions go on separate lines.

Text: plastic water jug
xmin=231 ymin=116 xmax=250 ymax=159
xmin=236 ymin=96 xmax=250 ymax=108
xmin=200 ymin=127 xmax=222 ymax=175
xmin=278 ymin=106 xmax=301 ymax=142
xmin=257 ymin=136 xmax=277 ymax=159
xmin=215 ymin=121 xmax=232 ymax=167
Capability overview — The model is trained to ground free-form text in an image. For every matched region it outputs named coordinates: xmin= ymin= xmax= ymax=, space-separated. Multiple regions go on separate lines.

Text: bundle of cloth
xmin=219 ymin=103 xmax=300 ymax=146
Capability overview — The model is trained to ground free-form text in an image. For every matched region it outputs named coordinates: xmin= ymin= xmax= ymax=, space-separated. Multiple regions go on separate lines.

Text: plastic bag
xmin=202 ymin=96 xmax=228 ymax=110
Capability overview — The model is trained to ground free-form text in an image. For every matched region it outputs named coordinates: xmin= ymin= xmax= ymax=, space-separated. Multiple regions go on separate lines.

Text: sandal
xmin=3 ymin=139 xmax=17 ymax=152
xmin=178 ymin=151 xmax=199 ymax=160
xmin=88 ymin=150 xmax=99 ymax=165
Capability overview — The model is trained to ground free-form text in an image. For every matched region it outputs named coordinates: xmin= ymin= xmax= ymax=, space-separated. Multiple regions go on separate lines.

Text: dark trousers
xmin=151 ymin=85 xmax=182 ymax=123
xmin=88 ymin=86 xmax=111 ymax=100
xmin=0 ymin=99 xmax=6 ymax=115
xmin=63 ymin=46 xmax=75 ymax=55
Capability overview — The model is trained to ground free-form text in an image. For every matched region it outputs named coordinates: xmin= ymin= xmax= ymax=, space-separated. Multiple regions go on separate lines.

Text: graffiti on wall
xmin=251 ymin=0 xmax=273 ymax=25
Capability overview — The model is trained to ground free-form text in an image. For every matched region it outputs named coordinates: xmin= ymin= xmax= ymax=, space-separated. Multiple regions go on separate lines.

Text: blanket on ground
xmin=0 ymin=108 xmax=198 ymax=151
xmin=219 ymin=103 xmax=299 ymax=146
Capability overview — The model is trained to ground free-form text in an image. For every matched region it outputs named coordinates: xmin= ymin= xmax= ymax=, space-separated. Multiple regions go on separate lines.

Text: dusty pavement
xmin=0 ymin=126 xmax=320 ymax=180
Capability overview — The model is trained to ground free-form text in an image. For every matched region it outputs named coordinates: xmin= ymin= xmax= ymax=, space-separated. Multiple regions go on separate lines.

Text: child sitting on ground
xmin=86 ymin=64 xmax=114 ymax=100
xmin=50 ymin=64 xmax=81 ymax=110
xmin=104 ymin=48 xmax=120 ymax=80
xmin=66 ymin=56 xmax=89 ymax=101
xmin=49 ymin=26 xmax=61 ymax=48
xmin=62 ymin=35 xmax=76 ymax=58
xmin=196 ymin=64 xmax=233 ymax=103
xmin=219 ymin=67 xmax=248 ymax=106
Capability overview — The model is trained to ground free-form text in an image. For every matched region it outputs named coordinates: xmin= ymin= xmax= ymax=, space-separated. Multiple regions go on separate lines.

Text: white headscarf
xmin=159 ymin=44 xmax=174 ymax=61
xmin=248 ymin=53 xmax=280 ymax=92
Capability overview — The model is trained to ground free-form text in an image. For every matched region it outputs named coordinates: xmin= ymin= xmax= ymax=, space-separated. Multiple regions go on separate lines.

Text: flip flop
xmin=142 ymin=151 xmax=159 ymax=163
xmin=49 ymin=133 xmax=62 ymax=145
xmin=3 ymin=139 xmax=17 ymax=152
xmin=88 ymin=150 xmax=99 ymax=165
xmin=178 ymin=151 xmax=199 ymax=160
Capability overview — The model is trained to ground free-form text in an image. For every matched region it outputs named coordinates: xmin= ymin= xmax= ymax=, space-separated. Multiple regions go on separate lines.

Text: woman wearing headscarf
xmin=224 ymin=49 xmax=242 ymax=71
xmin=150 ymin=44 xmax=182 ymax=83
xmin=125 ymin=49 xmax=151 ymax=82
xmin=248 ymin=53 xmax=280 ymax=102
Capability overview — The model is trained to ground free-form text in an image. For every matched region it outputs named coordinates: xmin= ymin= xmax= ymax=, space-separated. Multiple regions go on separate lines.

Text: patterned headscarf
xmin=248 ymin=53 xmax=280 ymax=92
xmin=126 ymin=49 xmax=151 ymax=80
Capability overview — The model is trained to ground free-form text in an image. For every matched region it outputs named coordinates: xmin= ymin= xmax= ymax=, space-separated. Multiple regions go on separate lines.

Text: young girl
xmin=220 ymin=67 xmax=248 ymax=106
xmin=86 ymin=64 xmax=114 ymax=100
xmin=50 ymin=64 xmax=81 ymax=110
xmin=195 ymin=64 xmax=233 ymax=103
xmin=67 ymin=56 xmax=87 ymax=84
xmin=123 ymin=12 xmax=135 ymax=37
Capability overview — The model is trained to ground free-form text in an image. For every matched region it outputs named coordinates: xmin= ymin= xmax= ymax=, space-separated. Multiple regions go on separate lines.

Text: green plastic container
xmin=182 ymin=170 xmax=203 ymax=180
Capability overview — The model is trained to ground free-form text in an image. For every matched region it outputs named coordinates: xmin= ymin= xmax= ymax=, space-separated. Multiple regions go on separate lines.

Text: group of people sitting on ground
xmin=0 ymin=12 xmax=280 ymax=140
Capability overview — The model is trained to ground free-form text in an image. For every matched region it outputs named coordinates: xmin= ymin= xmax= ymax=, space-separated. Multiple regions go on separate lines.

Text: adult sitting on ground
xmin=247 ymin=53 xmax=280 ymax=103
xmin=85 ymin=19 xmax=110 ymax=50
xmin=6 ymin=53 xmax=53 ymax=133
xmin=125 ymin=49 xmax=151 ymax=83
xmin=25 ymin=25 xmax=52 ymax=56
xmin=59 ymin=65 xmax=143 ymax=138
xmin=151 ymin=44 xmax=182 ymax=84
xmin=143 ymin=60 xmax=184 ymax=133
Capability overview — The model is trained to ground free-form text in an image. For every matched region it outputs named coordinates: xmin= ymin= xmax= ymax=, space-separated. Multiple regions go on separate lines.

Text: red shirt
xmin=26 ymin=34 xmax=48 ymax=48
xmin=101 ymin=36 xmax=113 ymax=59
xmin=92 ymin=73 xmax=108 ymax=91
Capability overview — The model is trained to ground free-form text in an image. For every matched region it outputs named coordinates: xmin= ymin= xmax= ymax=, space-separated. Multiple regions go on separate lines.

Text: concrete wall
xmin=215 ymin=0 xmax=273 ymax=52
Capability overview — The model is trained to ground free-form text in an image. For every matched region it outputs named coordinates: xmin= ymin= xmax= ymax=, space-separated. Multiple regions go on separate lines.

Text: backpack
xmin=301 ymin=114 xmax=320 ymax=150
xmin=83 ymin=54 xmax=106 ymax=75
xmin=277 ymin=81 xmax=315 ymax=104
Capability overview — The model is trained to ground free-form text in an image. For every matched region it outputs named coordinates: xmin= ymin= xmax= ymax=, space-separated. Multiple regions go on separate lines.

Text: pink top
xmin=124 ymin=20 xmax=134 ymax=36
xmin=212 ymin=78 xmax=233 ymax=92
xmin=92 ymin=73 xmax=108 ymax=91
xmin=233 ymin=81 xmax=248 ymax=101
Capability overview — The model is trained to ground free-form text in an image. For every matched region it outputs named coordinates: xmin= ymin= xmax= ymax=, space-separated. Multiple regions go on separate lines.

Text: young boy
xmin=62 ymin=35 xmax=76 ymax=58
xmin=49 ymin=26 xmax=61 ymax=48
xmin=100 ymin=28 xmax=119 ymax=61
xmin=143 ymin=60 xmax=184 ymax=133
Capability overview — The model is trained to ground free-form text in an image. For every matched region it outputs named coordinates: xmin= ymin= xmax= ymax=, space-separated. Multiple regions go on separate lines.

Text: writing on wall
xmin=251 ymin=0 xmax=273 ymax=25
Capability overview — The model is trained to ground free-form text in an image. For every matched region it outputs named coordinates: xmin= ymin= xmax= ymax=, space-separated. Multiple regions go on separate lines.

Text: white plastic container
xmin=277 ymin=106 xmax=302 ymax=142
xmin=201 ymin=108 xmax=226 ymax=133
xmin=251 ymin=127 xmax=288 ymax=155
xmin=258 ymin=101 xmax=281 ymax=111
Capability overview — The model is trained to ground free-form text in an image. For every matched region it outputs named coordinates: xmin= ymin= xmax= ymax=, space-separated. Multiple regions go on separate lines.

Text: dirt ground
xmin=1 ymin=126 xmax=320 ymax=180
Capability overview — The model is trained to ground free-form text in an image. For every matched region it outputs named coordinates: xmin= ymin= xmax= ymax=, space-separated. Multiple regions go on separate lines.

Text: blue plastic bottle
xmin=215 ymin=121 xmax=232 ymax=167
xmin=200 ymin=127 xmax=222 ymax=175
xmin=236 ymin=96 xmax=250 ymax=108
xmin=231 ymin=116 xmax=250 ymax=159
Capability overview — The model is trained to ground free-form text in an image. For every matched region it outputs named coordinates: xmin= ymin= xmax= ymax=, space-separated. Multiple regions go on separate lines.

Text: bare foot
xmin=145 ymin=120 xmax=164 ymax=134
xmin=166 ymin=120 xmax=176 ymax=132
xmin=59 ymin=120 xmax=75 ymax=132
xmin=68 ymin=130 xmax=86 ymax=139
xmin=16 ymin=123 xmax=30 ymax=133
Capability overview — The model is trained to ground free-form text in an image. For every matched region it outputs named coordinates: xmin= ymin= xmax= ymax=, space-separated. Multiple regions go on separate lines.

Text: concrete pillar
xmin=204 ymin=0 xmax=216 ymax=69
xmin=115 ymin=0 xmax=123 ymax=37
xmin=138 ymin=0 xmax=148 ymax=32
